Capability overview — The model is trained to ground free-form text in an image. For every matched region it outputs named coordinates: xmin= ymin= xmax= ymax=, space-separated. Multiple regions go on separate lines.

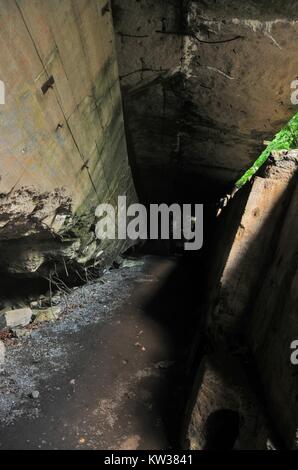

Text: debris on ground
xmin=0 ymin=259 xmax=151 ymax=426
xmin=0 ymin=330 xmax=13 ymax=342
xmin=12 ymin=328 xmax=31 ymax=339
xmin=5 ymin=308 xmax=33 ymax=329
xmin=0 ymin=256 xmax=177 ymax=449
xmin=34 ymin=307 xmax=62 ymax=323
xmin=30 ymin=391 xmax=40 ymax=399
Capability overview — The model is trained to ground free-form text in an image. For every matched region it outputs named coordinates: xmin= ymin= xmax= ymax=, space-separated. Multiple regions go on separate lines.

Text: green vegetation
xmin=235 ymin=112 xmax=298 ymax=190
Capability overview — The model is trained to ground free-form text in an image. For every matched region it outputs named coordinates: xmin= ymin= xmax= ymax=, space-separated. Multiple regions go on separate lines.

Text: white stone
xmin=5 ymin=308 xmax=33 ymax=328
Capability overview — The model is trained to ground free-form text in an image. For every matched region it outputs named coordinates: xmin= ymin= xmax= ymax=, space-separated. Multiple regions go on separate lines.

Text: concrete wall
xmin=249 ymin=178 xmax=298 ymax=448
xmin=186 ymin=152 xmax=298 ymax=449
xmin=0 ymin=0 xmax=137 ymax=276
xmin=112 ymin=0 xmax=185 ymax=202
xmin=185 ymin=353 xmax=271 ymax=450
xmin=113 ymin=0 xmax=298 ymax=199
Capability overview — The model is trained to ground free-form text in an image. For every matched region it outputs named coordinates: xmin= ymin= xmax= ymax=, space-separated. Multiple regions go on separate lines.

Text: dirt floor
xmin=0 ymin=255 xmax=200 ymax=450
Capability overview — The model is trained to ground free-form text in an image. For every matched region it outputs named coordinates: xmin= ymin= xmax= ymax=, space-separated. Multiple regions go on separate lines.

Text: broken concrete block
xmin=5 ymin=308 xmax=32 ymax=328
xmin=34 ymin=307 xmax=61 ymax=323
xmin=0 ymin=340 xmax=5 ymax=368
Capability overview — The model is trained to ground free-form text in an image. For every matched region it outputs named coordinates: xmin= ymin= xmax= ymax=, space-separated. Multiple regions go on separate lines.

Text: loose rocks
xmin=5 ymin=308 xmax=33 ymax=328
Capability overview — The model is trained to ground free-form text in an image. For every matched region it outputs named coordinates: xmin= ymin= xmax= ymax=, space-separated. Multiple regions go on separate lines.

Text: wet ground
xmin=0 ymin=255 xmax=201 ymax=450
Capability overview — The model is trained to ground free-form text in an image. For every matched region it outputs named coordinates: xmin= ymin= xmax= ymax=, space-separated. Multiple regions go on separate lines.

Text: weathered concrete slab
xmin=5 ymin=308 xmax=33 ymax=328
xmin=196 ymin=153 xmax=298 ymax=448
xmin=0 ymin=0 xmax=137 ymax=276
xmin=207 ymin=175 xmax=292 ymax=344
xmin=248 ymin=181 xmax=298 ymax=448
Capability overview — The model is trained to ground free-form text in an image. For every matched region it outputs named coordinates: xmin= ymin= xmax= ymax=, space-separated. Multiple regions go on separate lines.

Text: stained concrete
xmin=113 ymin=0 xmax=298 ymax=198
xmin=0 ymin=0 xmax=137 ymax=276
xmin=185 ymin=153 xmax=298 ymax=449
xmin=249 ymin=177 xmax=298 ymax=448
xmin=204 ymin=153 xmax=298 ymax=346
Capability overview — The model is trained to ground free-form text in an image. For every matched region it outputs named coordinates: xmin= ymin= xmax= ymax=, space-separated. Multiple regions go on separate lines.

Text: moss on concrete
xmin=235 ymin=113 xmax=298 ymax=190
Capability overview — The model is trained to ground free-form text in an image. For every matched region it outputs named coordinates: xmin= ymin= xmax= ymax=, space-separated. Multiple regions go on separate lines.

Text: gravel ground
xmin=0 ymin=256 xmax=182 ymax=450
xmin=0 ymin=261 xmax=147 ymax=426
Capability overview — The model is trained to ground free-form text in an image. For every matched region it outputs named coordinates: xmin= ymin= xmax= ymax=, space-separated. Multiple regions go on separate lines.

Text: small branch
xmin=203 ymin=65 xmax=235 ymax=80
xmin=75 ymin=269 xmax=87 ymax=283
xmin=62 ymin=257 xmax=69 ymax=277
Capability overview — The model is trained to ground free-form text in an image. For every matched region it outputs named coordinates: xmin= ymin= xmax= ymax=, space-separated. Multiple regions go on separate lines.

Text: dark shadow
xmin=127 ymin=161 xmax=297 ymax=449
xmin=203 ymin=409 xmax=240 ymax=450
xmin=128 ymin=201 xmax=218 ymax=447
xmin=185 ymin=166 xmax=298 ymax=449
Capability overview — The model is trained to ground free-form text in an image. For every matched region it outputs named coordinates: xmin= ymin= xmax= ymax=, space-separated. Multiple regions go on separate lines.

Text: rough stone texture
xmin=187 ymin=153 xmax=298 ymax=448
xmin=0 ymin=188 xmax=71 ymax=240
xmin=0 ymin=0 xmax=137 ymax=276
xmin=205 ymin=154 xmax=298 ymax=346
xmin=34 ymin=307 xmax=61 ymax=323
xmin=5 ymin=308 xmax=33 ymax=329
xmin=264 ymin=150 xmax=298 ymax=181
xmin=112 ymin=0 xmax=298 ymax=199
xmin=248 ymin=180 xmax=298 ymax=449
xmin=185 ymin=354 xmax=271 ymax=450
xmin=207 ymin=177 xmax=288 ymax=343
